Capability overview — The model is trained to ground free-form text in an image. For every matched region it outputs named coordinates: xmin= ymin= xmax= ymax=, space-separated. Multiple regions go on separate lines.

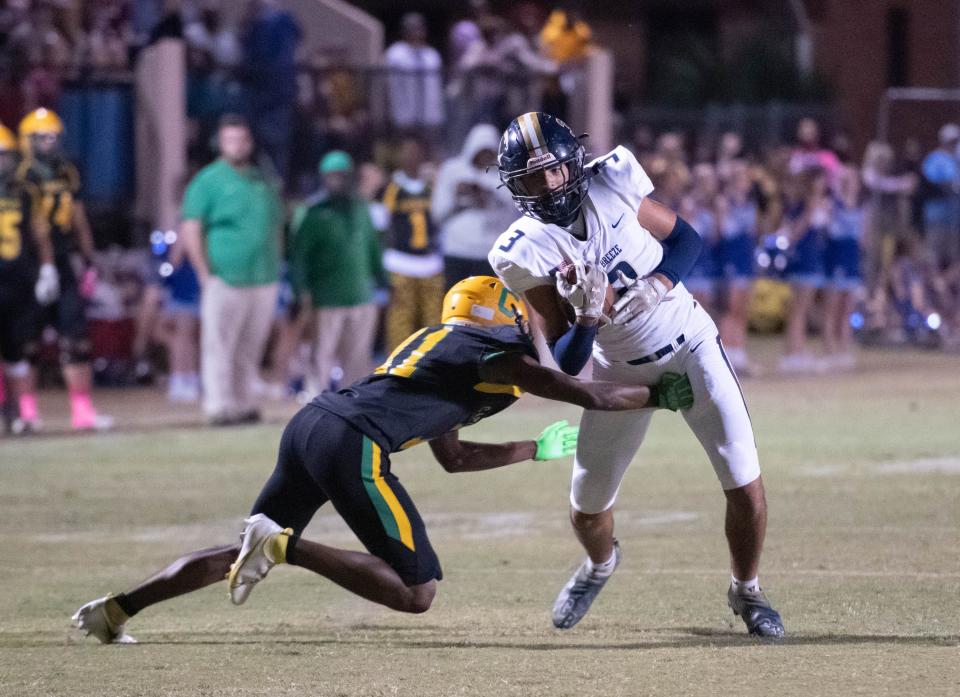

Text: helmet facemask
xmin=501 ymin=147 xmax=588 ymax=227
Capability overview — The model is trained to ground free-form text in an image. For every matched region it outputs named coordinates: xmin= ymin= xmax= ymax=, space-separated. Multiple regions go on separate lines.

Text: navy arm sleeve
xmin=548 ymin=322 xmax=598 ymax=376
xmin=652 ymin=216 xmax=703 ymax=286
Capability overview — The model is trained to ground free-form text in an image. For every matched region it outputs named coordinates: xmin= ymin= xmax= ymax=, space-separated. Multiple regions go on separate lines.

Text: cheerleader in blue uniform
xmin=715 ymin=161 xmax=759 ymax=374
xmin=678 ymin=163 xmax=721 ymax=315
xmin=822 ymin=166 xmax=864 ymax=369
xmin=780 ymin=168 xmax=830 ymax=372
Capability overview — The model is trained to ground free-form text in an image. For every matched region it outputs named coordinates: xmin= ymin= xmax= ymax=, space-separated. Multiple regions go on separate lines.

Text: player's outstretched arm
xmin=429 ymin=420 xmax=578 ymax=473
xmin=429 ymin=430 xmax=537 ymax=473
xmin=479 ymin=352 xmax=693 ymax=412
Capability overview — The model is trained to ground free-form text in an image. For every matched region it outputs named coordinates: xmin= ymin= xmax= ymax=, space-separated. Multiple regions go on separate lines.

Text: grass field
xmin=2 ymin=342 xmax=959 ymax=696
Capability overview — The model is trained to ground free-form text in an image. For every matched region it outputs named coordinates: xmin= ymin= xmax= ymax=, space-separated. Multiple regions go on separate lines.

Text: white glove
xmin=556 ymin=261 xmax=608 ymax=320
xmin=610 ymin=271 xmax=668 ymax=325
xmin=35 ymin=263 xmax=60 ymax=306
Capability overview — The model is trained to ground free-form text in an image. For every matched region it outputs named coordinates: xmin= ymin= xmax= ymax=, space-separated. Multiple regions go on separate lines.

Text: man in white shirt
xmin=384 ymin=13 xmax=445 ymax=132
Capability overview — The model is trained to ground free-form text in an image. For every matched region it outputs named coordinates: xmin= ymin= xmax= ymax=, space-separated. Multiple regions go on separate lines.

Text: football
xmin=558 ymin=264 xmax=617 ymax=322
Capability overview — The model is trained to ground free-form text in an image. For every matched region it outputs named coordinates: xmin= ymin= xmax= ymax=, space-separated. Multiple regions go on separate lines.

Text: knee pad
xmin=59 ymin=336 xmax=92 ymax=365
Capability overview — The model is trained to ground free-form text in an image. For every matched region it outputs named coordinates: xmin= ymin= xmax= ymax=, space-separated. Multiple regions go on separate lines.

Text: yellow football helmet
xmin=0 ymin=124 xmax=16 ymax=152
xmin=441 ymin=276 xmax=529 ymax=328
xmin=19 ymin=108 xmax=64 ymax=137
xmin=19 ymin=108 xmax=64 ymax=153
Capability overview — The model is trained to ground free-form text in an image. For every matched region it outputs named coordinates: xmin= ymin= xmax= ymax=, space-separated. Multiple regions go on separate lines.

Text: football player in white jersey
xmin=488 ymin=112 xmax=784 ymax=638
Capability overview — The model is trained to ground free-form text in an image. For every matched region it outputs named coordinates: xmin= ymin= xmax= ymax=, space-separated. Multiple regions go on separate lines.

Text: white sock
xmin=731 ymin=574 xmax=760 ymax=594
xmin=587 ymin=550 xmax=617 ymax=578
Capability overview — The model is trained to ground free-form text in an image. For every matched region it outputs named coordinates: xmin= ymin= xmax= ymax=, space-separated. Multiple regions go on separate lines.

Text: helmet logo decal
xmin=527 ymin=151 xmax=558 ymax=168
xmin=497 ymin=288 xmax=519 ymax=318
xmin=470 ymin=304 xmax=495 ymax=320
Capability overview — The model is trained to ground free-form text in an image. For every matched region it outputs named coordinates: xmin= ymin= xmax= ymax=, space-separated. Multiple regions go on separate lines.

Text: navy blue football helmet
xmin=498 ymin=112 xmax=588 ymax=226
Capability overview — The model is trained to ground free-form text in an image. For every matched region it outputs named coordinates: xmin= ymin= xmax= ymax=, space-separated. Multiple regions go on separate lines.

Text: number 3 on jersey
xmin=498 ymin=229 xmax=525 ymax=252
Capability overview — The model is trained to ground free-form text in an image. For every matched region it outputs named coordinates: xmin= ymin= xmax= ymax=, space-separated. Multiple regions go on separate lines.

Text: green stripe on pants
xmin=360 ymin=436 xmax=402 ymax=542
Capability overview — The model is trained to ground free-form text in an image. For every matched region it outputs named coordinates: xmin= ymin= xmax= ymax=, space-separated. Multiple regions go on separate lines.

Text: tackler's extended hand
xmin=534 ymin=420 xmax=579 ymax=460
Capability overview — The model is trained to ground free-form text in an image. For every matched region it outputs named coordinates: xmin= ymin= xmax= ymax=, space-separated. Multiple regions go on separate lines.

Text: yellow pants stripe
xmin=370 ymin=441 xmax=415 ymax=551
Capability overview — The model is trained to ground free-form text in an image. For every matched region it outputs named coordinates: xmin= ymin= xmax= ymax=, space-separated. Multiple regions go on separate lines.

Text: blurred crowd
xmin=0 ymin=0 xmax=133 ymax=124
xmin=630 ymin=117 xmax=960 ymax=374
xmin=181 ymin=2 xmax=591 ymax=193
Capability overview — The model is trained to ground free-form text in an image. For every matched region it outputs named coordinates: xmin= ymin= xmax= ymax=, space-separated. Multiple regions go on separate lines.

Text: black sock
xmin=113 ymin=592 xmax=140 ymax=618
xmin=285 ymin=533 xmax=302 ymax=567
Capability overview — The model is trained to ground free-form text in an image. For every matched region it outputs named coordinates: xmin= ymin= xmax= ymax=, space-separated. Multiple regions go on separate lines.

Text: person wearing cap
xmin=180 ymin=114 xmax=283 ymax=425
xmin=921 ymin=123 xmax=960 ymax=271
xmin=289 ymin=150 xmax=388 ymax=394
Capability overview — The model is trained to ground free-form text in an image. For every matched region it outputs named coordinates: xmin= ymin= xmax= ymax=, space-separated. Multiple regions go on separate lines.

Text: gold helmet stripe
xmin=518 ymin=112 xmax=546 ymax=155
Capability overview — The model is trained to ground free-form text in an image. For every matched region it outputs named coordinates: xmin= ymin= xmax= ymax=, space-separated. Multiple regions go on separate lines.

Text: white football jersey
xmin=489 ymin=145 xmax=703 ymax=362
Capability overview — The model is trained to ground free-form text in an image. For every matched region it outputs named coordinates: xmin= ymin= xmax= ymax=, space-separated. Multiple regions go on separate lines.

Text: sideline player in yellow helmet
xmin=16 ymin=108 xmax=111 ymax=431
xmin=71 ymin=275 xmax=695 ymax=643
xmin=0 ymin=122 xmax=58 ymax=434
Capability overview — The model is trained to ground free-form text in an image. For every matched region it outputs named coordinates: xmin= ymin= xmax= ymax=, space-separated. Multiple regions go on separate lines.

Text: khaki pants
xmin=386 ymin=272 xmax=445 ymax=351
xmin=310 ymin=302 xmax=379 ymax=393
xmin=201 ymin=278 xmax=278 ymax=418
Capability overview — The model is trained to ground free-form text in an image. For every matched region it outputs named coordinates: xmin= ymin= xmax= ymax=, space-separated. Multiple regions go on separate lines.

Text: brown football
xmin=558 ymin=264 xmax=616 ymax=323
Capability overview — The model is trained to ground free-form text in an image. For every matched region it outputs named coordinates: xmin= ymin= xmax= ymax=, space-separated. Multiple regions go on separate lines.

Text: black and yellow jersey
xmin=380 ymin=177 xmax=437 ymax=255
xmin=16 ymin=158 xmax=80 ymax=258
xmin=310 ymin=323 xmax=537 ymax=452
xmin=0 ymin=181 xmax=42 ymax=283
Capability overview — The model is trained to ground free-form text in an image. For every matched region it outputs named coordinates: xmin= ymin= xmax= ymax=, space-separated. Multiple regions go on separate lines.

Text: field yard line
xmin=800 ymin=456 xmax=960 ymax=477
xmin=24 ymin=510 xmax=699 ymax=544
xmin=468 ymin=568 xmax=960 ymax=579
xmin=874 ymin=457 xmax=960 ymax=474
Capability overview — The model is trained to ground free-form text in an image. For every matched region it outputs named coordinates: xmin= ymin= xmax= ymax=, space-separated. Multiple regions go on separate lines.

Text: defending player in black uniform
xmin=16 ymin=108 xmax=111 ymax=431
xmin=0 ymin=123 xmax=57 ymax=434
xmin=71 ymin=276 xmax=694 ymax=643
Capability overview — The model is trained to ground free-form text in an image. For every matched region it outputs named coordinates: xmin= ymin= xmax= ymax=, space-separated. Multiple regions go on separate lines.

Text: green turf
xmin=2 ymin=345 xmax=959 ymax=696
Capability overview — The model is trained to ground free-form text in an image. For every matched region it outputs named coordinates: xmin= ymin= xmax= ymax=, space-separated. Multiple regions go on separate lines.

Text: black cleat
xmin=728 ymin=584 xmax=785 ymax=639
xmin=551 ymin=539 xmax=621 ymax=629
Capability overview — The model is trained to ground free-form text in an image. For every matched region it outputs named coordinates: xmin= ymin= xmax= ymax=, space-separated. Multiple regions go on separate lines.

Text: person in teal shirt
xmin=181 ymin=114 xmax=282 ymax=424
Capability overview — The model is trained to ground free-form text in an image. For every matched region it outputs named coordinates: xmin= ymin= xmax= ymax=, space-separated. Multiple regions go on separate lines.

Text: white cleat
xmin=71 ymin=596 xmax=137 ymax=644
xmin=228 ymin=513 xmax=291 ymax=606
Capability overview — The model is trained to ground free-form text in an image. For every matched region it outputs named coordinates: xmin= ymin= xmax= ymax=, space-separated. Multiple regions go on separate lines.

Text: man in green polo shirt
xmin=180 ymin=114 xmax=282 ymax=425
xmin=290 ymin=150 xmax=387 ymax=393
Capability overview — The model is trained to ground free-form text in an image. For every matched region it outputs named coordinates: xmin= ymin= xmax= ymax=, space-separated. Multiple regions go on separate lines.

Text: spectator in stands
xmin=241 ymin=0 xmax=301 ymax=186
xmin=789 ymin=117 xmax=840 ymax=186
xmin=180 ymin=115 xmax=282 ymax=426
xmin=921 ymin=123 xmax=960 ymax=272
xmin=290 ymin=150 xmax=386 ymax=394
xmin=540 ymin=8 xmax=592 ymax=65
xmin=162 ymin=239 xmax=201 ymax=403
xmin=375 ymin=137 xmax=444 ymax=350
xmin=862 ymin=140 xmax=916 ymax=301
xmin=716 ymin=160 xmax=760 ymax=375
xmin=432 ymin=123 xmax=515 ymax=289
xmin=457 ymin=14 xmax=556 ymax=129
xmin=447 ymin=0 xmax=491 ymax=67
xmin=384 ymin=13 xmax=444 ymax=135
xmin=715 ymin=131 xmax=744 ymax=184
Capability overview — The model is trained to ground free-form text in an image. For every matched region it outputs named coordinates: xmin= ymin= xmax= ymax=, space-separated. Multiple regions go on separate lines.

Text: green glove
xmin=534 ymin=420 xmax=579 ymax=460
xmin=656 ymin=372 xmax=694 ymax=411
